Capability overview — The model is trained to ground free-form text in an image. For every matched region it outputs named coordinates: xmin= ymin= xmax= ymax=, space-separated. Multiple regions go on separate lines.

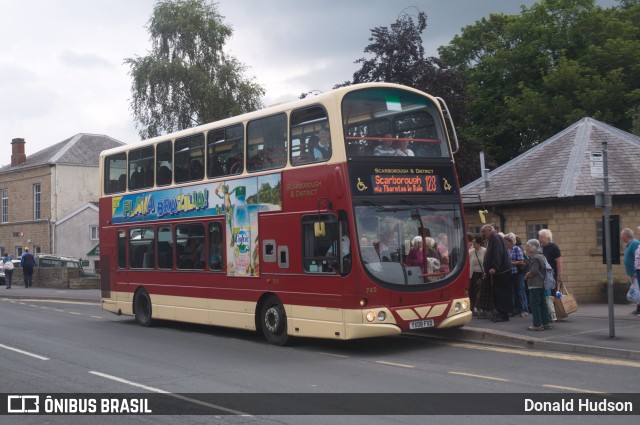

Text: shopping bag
xmin=554 ymin=280 xmax=578 ymax=319
xmin=627 ymin=278 xmax=640 ymax=304
xmin=546 ymin=295 xmax=557 ymax=321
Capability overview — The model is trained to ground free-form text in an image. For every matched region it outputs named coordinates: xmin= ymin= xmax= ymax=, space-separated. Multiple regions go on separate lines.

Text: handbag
xmin=3 ymin=260 xmax=13 ymax=270
xmin=553 ymin=280 xmax=579 ymax=319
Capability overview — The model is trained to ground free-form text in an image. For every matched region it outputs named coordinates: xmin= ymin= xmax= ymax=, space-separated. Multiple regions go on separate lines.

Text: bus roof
xmin=100 ymin=82 xmax=437 ymax=158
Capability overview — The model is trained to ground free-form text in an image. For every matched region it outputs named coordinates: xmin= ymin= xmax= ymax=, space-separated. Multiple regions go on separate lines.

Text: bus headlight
xmin=454 ymin=302 xmax=462 ymax=312
xmin=366 ymin=311 xmax=375 ymax=322
xmin=377 ymin=311 xmax=386 ymax=322
xmin=461 ymin=300 xmax=469 ymax=311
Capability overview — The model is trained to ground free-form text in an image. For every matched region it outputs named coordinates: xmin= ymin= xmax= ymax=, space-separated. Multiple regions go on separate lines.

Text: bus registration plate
xmin=409 ymin=319 xmax=434 ymax=330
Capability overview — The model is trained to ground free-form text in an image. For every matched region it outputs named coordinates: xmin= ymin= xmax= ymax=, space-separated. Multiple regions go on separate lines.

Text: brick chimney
xmin=11 ymin=138 xmax=26 ymax=166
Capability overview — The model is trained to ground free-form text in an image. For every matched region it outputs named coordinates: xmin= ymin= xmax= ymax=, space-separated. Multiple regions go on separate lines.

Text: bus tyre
xmin=134 ymin=289 xmax=153 ymax=327
xmin=260 ymin=296 xmax=289 ymax=346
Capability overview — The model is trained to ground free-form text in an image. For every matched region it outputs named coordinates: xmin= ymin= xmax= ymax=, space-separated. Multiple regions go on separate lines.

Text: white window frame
xmin=33 ymin=184 xmax=41 ymax=220
xmin=90 ymin=226 xmax=99 ymax=240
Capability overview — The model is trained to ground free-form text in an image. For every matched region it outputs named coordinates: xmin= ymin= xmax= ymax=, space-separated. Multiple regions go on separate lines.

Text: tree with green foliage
xmin=439 ymin=0 xmax=640 ymax=164
xmin=337 ymin=10 xmax=481 ymax=184
xmin=126 ymin=0 xmax=264 ymax=139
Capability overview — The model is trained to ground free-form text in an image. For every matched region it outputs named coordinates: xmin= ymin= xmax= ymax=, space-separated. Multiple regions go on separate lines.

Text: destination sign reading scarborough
xmin=351 ymin=165 xmax=456 ymax=196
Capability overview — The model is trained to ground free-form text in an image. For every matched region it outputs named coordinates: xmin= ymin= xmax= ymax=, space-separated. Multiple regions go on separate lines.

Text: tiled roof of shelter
xmin=461 ymin=118 xmax=640 ymax=205
xmin=0 ymin=133 xmax=124 ymax=173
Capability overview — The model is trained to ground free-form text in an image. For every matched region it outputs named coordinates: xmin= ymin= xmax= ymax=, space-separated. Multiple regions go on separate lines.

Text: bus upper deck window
xmin=290 ymin=106 xmax=330 ymax=166
xmin=156 ymin=141 xmax=173 ymax=186
xmin=247 ymin=114 xmax=287 ymax=172
xmin=175 ymin=134 xmax=205 ymax=183
xmin=104 ymin=152 xmax=127 ymax=194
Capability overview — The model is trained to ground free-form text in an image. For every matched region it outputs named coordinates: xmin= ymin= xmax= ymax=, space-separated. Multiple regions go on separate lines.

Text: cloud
xmin=59 ymin=51 xmax=113 ymax=68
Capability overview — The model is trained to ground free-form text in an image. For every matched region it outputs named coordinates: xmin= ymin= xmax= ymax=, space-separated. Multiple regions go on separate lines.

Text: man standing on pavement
xmin=21 ymin=247 xmax=36 ymax=288
xmin=481 ymin=224 xmax=512 ymax=322
xmin=621 ymin=228 xmax=640 ymax=315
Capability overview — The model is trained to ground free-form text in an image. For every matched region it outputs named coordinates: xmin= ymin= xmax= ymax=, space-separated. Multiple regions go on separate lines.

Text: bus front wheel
xmin=260 ymin=296 xmax=289 ymax=346
xmin=134 ymin=289 xmax=153 ymax=327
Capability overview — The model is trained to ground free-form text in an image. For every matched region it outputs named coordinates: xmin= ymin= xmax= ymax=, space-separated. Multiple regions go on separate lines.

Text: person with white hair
xmin=538 ymin=228 xmax=562 ymax=293
xmin=621 ymin=227 xmax=640 ymax=315
xmin=406 ymin=236 xmax=426 ymax=271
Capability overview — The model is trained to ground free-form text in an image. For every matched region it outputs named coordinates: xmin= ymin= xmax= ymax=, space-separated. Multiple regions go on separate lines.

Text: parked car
xmin=36 ymin=254 xmax=85 ymax=276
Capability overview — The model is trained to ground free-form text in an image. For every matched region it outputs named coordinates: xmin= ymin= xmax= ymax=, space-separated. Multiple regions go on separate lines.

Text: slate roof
xmin=0 ymin=133 xmax=124 ymax=173
xmin=461 ymin=118 xmax=640 ymax=206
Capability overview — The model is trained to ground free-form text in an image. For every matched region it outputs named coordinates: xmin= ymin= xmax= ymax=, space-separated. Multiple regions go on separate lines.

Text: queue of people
xmin=469 ymin=225 xmax=566 ymax=331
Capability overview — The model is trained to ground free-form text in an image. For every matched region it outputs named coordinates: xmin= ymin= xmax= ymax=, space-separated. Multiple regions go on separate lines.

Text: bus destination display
xmin=372 ymin=174 xmax=440 ymax=194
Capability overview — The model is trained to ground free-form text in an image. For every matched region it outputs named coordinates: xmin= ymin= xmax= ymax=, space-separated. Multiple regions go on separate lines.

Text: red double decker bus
xmin=99 ymin=83 xmax=471 ymax=345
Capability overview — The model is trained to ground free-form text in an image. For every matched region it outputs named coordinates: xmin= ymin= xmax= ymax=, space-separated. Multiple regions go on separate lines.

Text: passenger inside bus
xmin=313 ymin=127 xmax=331 ymax=160
xmin=373 ymin=134 xmax=397 ymax=156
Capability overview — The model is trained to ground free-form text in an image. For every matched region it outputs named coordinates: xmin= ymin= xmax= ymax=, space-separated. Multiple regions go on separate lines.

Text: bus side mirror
xmin=314 ymin=222 xmax=326 ymax=237
xmin=478 ymin=209 xmax=488 ymax=224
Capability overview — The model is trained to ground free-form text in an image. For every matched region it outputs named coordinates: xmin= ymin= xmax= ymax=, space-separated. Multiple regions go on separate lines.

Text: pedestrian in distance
xmin=524 ymin=239 xmax=553 ymax=331
xmin=481 ymin=224 xmax=512 ymax=322
xmin=2 ymin=253 xmax=14 ymax=289
xmin=505 ymin=233 xmax=528 ymax=317
xmin=21 ymin=247 xmax=36 ymax=288
xmin=621 ymin=228 xmax=640 ymax=315
xmin=469 ymin=234 xmax=486 ymax=314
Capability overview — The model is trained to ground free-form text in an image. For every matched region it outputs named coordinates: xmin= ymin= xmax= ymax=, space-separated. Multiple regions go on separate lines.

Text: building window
xmin=1 ymin=189 xmax=7 ymax=223
xmin=33 ymin=184 xmax=41 ymax=220
xmin=596 ymin=220 xmax=603 ymax=248
xmin=15 ymin=246 xmax=22 ymax=257
xmin=467 ymin=226 xmax=482 ymax=235
xmin=90 ymin=226 xmax=99 ymax=240
xmin=526 ymin=222 xmax=548 ymax=241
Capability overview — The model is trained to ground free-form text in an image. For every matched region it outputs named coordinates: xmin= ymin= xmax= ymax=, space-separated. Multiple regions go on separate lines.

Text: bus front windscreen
xmin=342 ymin=87 xmax=450 ymax=159
xmin=355 ymin=202 xmax=464 ymax=287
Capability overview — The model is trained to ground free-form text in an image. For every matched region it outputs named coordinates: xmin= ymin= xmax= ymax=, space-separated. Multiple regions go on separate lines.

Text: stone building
xmin=0 ymin=134 xmax=124 ymax=258
xmin=461 ymin=118 xmax=640 ymax=303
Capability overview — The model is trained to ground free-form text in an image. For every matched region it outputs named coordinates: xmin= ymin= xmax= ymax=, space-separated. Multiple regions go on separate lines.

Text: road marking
xmin=0 ymin=343 xmax=49 ymax=360
xmin=69 ymin=312 xmax=82 ymax=315
xmin=91 ymin=316 xmax=103 ymax=319
xmin=445 ymin=341 xmax=640 ymax=368
xmin=1 ymin=298 xmax=97 ymax=306
xmin=319 ymin=352 xmax=349 ymax=358
xmin=448 ymin=371 xmax=509 ymax=382
xmin=543 ymin=384 xmax=604 ymax=394
xmin=89 ymin=371 xmax=251 ymax=416
xmin=375 ymin=360 xmax=415 ymax=369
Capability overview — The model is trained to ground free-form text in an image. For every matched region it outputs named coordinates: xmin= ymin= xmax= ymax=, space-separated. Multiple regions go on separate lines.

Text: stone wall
xmin=10 ymin=267 xmax=99 ymax=289
xmin=464 ymin=199 xmax=639 ymax=303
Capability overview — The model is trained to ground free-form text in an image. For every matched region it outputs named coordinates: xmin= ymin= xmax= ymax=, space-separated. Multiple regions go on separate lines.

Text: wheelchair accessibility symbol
xmin=356 ymin=178 xmax=368 ymax=192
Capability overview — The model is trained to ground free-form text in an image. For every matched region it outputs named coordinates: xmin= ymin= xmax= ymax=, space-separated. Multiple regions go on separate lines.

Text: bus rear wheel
xmin=134 ymin=289 xmax=153 ymax=327
xmin=260 ymin=296 xmax=289 ymax=346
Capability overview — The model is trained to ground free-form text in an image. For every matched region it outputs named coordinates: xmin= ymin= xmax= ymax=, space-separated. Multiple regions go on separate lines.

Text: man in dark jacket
xmin=21 ymin=247 xmax=36 ymax=288
xmin=481 ymin=225 xmax=512 ymax=322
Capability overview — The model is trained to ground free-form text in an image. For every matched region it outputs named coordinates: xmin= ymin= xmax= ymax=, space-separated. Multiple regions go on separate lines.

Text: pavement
xmin=2 ymin=285 xmax=639 ymax=360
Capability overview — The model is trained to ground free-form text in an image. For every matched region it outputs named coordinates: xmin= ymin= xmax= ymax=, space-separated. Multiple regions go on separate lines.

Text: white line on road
xmin=375 ymin=360 xmax=415 ymax=369
xmin=0 ymin=343 xmax=49 ymax=360
xmin=543 ymin=384 xmax=605 ymax=394
xmin=69 ymin=312 xmax=82 ymax=315
xmin=91 ymin=316 xmax=103 ymax=319
xmin=448 ymin=371 xmax=509 ymax=382
xmin=89 ymin=371 xmax=251 ymax=416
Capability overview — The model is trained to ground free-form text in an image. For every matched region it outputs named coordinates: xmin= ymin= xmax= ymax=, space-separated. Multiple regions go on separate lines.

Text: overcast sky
xmin=0 ymin=0 xmax=617 ymax=160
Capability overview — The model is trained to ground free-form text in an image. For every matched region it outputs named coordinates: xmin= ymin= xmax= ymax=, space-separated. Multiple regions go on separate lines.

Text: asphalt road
xmin=0 ymin=298 xmax=637 ymax=425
